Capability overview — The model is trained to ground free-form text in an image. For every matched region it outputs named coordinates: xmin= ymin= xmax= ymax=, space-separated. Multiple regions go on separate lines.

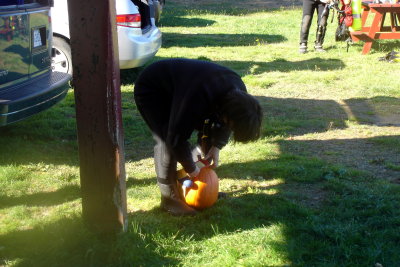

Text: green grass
xmin=2 ymin=1 xmax=400 ymax=266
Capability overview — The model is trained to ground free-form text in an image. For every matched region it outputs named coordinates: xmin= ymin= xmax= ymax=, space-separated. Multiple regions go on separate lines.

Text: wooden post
xmin=67 ymin=0 xmax=128 ymax=233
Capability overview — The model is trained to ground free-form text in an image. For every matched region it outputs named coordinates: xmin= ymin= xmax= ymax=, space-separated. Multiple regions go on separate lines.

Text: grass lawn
xmin=1 ymin=0 xmax=400 ymax=266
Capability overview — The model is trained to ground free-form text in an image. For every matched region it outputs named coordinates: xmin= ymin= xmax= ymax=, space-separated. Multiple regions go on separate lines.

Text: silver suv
xmin=0 ymin=0 xmax=71 ymax=126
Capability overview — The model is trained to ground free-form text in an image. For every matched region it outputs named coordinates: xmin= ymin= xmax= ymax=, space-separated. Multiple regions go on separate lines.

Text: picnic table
xmin=350 ymin=1 xmax=400 ymax=54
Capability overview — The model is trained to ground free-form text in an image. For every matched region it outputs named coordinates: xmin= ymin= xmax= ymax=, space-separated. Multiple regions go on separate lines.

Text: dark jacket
xmin=134 ymin=58 xmax=247 ymax=173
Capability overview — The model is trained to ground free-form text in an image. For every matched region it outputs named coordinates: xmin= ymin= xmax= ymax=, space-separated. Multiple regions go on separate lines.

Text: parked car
xmin=51 ymin=0 xmax=163 ymax=75
xmin=0 ymin=0 xmax=71 ymax=126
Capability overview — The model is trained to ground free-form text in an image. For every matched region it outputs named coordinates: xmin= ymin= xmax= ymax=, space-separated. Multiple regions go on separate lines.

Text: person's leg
xmin=315 ymin=2 xmax=329 ymax=52
xmin=135 ymin=87 xmax=196 ymax=216
xmin=153 ymin=135 xmax=197 ymax=216
xmin=299 ymin=0 xmax=316 ymax=53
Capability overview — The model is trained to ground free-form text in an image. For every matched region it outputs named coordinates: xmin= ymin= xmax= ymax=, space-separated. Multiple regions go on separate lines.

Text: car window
xmin=0 ymin=1 xmax=52 ymax=6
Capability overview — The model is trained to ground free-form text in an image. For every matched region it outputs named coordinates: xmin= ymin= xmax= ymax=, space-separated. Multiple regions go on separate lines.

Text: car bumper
xmin=117 ymin=26 xmax=162 ymax=69
xmin=0 ymin=71 xmax=71 ymax=126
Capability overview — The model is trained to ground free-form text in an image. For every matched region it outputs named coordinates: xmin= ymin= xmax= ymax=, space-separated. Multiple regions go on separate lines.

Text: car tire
xmin=52 ymin=36 xmax=73 ymax=75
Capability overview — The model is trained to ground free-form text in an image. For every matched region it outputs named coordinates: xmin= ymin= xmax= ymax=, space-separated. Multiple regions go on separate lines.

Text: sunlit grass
xmin=1 ymin=1 xmax=400 ymax=266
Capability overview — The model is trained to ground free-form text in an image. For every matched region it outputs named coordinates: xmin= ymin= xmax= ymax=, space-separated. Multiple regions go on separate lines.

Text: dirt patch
xmin=340 ymin=98 xmax=400 ymax=126
xmin=264 ymin=95 xmax=400 ymax=181
xmin=281 ymin=183 xmax=328 ymax=209
xmin=281 ymin=128 xmax=400 ymax=181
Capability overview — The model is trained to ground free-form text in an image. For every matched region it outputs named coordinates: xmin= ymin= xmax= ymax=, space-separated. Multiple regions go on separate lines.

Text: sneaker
xmin=314 ymin=43 xmax=326 ymax=52
xmin=299 ymin=43 xmax=308 ymax=54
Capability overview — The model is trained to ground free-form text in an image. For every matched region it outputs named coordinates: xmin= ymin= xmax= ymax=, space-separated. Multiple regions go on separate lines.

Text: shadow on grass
xmin=259 ymin=96 xmax=348 ymax=136
xmin=346 ymin=39 xmax=400 ymax=55
xmin=277 ymin=135 xmax=400 ymax=181
xmin=162 ymin=0 xmax=302 ymax=16
xmin=219 ymin=134 xmax=400 ymax=183
xmin=162 ymin=33 xmax=287 ymax=48
xmin=126 ymin=176 xmax=156 ymax=188
xmin=120 ymin=56 xmax=346 ymax=86
xmin=0 ymin=187 xmax=293 ymax=266
xmin=367 ymin=39 xmax=400 ymax=54
xmin=343 ymin=96 xmax=400 ymax=126
xmin=87 ymin=151 xmax=400 ymax=265
xmin=0 ymin=215 xmax=178 ymax=266
xmin=159 ymin=17 xmax=216 ymax=27
xmin=209 ymin=58 xmax=346 ymax=75
xmin=1 ymin=126 xmax=400 ymax=266
xmin=2 ymin=90 xmax=398 ymax=167
xmin=1 ymin=141 xmax=400 ymax=266
xmin=0 ymin=89 xmax=154 ymax=166
xmin=252 ymin=57 xmax=345 ymax=73
xmin=1 ymin=61 xmax=400 ymax=265
xmin=257 ymin=96 xmax=400 ymax=136
xmin=0 ymin=185 xmax=81 ymax=209
xmin=0 ymin=91 xmax=78 ymax=166
xmin=120 ymin=68 xmax=143 ymax=86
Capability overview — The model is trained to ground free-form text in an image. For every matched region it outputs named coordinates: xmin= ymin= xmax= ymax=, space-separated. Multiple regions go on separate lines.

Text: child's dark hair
xmin=219 ymin=90 xmax=263 ymax=143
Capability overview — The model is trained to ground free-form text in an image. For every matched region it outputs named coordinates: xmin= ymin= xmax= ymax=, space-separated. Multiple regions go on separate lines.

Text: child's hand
xmin=188 ymin=166 xmax=200 ymax=178
xmin=204 ymin=146 xmax=220 ymax=168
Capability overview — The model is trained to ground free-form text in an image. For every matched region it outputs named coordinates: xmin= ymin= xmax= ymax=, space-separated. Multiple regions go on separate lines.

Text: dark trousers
xmin=300 ymin=0 xmax=329 ymax=44
xmin=152 ymin=135 xmax=179 ymax=184
xmin=153 ymin=137 xmax=204 ymax=184
xmin=134 ymin=86 xmax=204 ymax=184
xmin=153 ymin=135 xmax=203 ymax=183
xmin=134 ymin=86 xmax=176 ymax=183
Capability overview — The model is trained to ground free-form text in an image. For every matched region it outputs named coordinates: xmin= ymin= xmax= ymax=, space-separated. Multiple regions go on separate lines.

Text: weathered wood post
xmin=67 ymin=0 xmax=128 ymax=233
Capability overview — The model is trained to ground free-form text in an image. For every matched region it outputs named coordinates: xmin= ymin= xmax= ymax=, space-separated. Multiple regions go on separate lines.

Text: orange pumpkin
xmin=184 ymin=167 xmax=219 ymax=210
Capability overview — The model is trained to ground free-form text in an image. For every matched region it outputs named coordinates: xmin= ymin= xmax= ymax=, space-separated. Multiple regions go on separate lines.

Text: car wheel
xmin=52 ymin=36 xmax=73 ymax=75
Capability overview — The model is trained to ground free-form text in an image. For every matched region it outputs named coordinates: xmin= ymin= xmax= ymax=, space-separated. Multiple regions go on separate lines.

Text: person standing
xmin=299 ymin=0 xmax=331 ymax=53
xmin=134 ymin=59 xmax=263 ymax=216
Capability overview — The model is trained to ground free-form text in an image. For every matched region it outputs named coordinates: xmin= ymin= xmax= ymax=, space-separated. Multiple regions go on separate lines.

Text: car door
xmin=0 ymin=7 xmax=30 ymax=85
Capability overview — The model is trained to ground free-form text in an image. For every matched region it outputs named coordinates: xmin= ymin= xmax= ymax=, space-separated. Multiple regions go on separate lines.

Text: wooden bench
xmin=350 ymin=1 xmax=400 ymax=54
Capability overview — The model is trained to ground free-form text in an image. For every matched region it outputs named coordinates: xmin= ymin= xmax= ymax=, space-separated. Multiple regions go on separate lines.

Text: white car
xmin=51 ymin=0 xmax=163 ymax=74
